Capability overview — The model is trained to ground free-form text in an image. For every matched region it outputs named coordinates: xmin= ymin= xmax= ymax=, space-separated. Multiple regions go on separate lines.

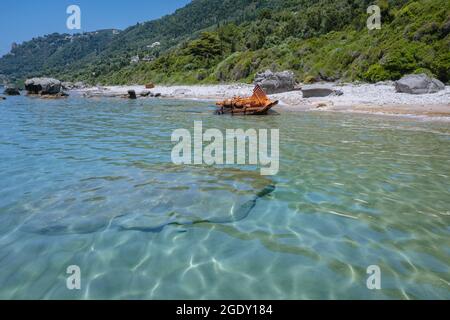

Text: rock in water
xmin=3 ymin=86 xmax=20 ymax=96
xmin=0 ymin=96 xmax=6 ymax=100
xmin=254 ymin=70 xmax=296 ymax=94
xmin=128 ymin=90 xmax=137 ymax=99
xmin=395 ymin=74 xmax=445 ymax=94
xmin=25 ymin=78 xmax=62 ymax=95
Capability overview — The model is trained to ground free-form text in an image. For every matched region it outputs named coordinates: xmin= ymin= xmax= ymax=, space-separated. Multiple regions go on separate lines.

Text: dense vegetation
xmin=1 ymin=0 xmax=449 ymax=86
xmin=0 ymin=30 xmax=117 ymax=84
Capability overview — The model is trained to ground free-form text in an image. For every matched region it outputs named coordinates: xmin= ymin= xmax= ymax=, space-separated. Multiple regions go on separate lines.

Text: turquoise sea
xmin=0 ymin=95 xmax=449 ymax=299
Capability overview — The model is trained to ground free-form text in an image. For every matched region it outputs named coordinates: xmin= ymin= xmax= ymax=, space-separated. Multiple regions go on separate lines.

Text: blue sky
xmin=0 ymin=0 xmax=191 ymax=56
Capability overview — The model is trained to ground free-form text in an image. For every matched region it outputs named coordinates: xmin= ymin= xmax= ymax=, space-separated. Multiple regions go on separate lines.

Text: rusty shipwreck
xmin=216 ymin=85 xmax=278 ymax=115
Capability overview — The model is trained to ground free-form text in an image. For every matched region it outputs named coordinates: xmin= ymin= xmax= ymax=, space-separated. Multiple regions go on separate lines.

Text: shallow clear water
xmin=0 ymin=95 xmax=449 ymax=299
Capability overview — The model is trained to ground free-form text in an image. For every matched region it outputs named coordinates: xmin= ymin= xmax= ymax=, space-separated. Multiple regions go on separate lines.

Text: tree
xmin=187 ymin=32 xmax=222 ymax=67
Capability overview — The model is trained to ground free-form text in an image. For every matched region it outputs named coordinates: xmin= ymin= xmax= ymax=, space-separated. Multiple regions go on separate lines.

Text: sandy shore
xmin=74 ymin=82 xmax=450 ymax=120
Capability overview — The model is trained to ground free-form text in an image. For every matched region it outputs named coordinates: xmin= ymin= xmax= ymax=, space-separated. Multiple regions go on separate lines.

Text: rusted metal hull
xmin=216 ymin=100 xmax=278 ymax=115
xmin=216 ymin=85 xmax=278 ymax=115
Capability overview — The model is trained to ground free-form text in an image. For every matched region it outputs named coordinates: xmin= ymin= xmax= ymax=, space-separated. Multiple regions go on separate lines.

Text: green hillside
xmin=1 ymin=0 xmax=449 ymax=85
xmin=0 ymin=30 xmax=118 ymax=82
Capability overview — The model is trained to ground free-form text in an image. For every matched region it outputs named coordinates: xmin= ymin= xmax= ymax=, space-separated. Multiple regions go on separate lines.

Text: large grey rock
xmin=395 ymin=74 xmax=445 ymax=94
xmin=254 ymin=70 xmax=296 ymax=94
xmin=302 ymin=84 xmax=335 ymax=98
xmin=25 ymin=78 xmax=62 ymax=95
xmin=4 ymin=86 xmax=20 ymax=96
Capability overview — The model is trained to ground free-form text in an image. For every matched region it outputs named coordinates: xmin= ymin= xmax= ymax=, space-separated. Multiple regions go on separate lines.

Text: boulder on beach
xmin=128 ymin=90 xmax=137 ymax=99
xmin=140 ymin=90 xmax=152 ymax=97
xmin=25 ymin=78 xmax=62 ymax=95
xmin=145 ymin=82 xmax=155 ymax=89
xmin=301 ymin=84 xmax=343 ymax=98
xmin=3 ymin=86 xmax=20 ymax=96
xmin=254 ymin=70 xmax=296 ymax=94
xmin=395 ymin=74 xmax=445 ymax=94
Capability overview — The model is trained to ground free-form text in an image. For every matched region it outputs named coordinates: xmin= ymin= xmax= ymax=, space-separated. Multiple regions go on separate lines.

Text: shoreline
xmin=74 ymin=82 xmax=450 ymax=121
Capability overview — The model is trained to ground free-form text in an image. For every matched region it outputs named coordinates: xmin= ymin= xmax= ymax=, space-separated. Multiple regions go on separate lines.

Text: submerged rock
xmin=19 ymin=166 xmax=276 ymax=236
xmin=25 ymin=77 xmax=62 ymax=95
xmin=395 ymin=74 xmax=445 ymax=94
xmin=254 ymin=70 xmax=296 ymax=94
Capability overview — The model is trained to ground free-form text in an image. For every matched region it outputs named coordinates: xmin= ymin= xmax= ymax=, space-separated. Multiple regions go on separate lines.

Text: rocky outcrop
xmin=395 ymin=74 xmax=445 ymax=94
xmin=254 ymin=70 xmax=296 ymax=94
xmin=3 ymin=86 xmax=20 ymax=96
xmin=25 ymin=78 xmax=62 ymax=95
xmin=302 ymin=85 xmax=343 ymax=98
